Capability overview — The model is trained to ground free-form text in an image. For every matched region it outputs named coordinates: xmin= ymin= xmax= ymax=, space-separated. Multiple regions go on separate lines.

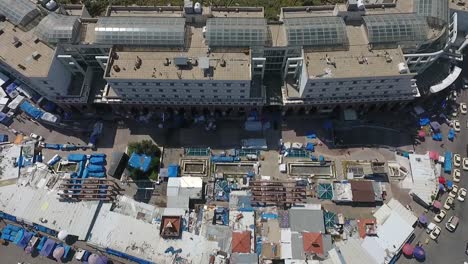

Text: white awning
xmin=430 ymin=66 xmax=462 ymax=93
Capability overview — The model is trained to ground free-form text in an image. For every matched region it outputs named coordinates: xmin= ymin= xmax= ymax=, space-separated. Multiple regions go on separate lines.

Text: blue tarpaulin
xmin=60 ymin=144 xmax=78 ymax=151
xmin=444 ymin=151 xmax=452 ymax=173
xmin=44 ymin=144 xmax=60 ymax=150
xmin=20 ymin=101 xmax=44 ymax=119
xmin=305 ymin=142 xmax=315 ymax=152
xmin=67 ymin=154 xmax=86 ymax=162
xmin=87 ymin=164 xmax=105 ymax=173
xmin=5 ymin=83 xmax=17 ymax=94
xmin=211 ymin=156 xmax=241 ymax=162
xmin=432 ymin=133 xmax=442 ymax=141
xmin=448 ymin=129 xmax=455 ymax=141
xmin=419 ymin=118 xmax=430 ymax=126
xmin=306 ymin=133 xmax=317 ymax=139
xmin=90 ymin=153 xmax=106 ymax=158
xmin=128 ymin=153 xmax=152 ymax=172
xmin=90 ymin=156 xmax=106 ymax=165
xmin=0 ymin=134 xmax=8 ymax=142
xmin=16 ymin=231 xmax=33 ymax=249
xmin=447 ymin=180 xmax=453 ymax=188
xmin=0 ymin=112 xmax=8 ymax=123
xmin=168 ymin=164 xmax=179 ymax=178
xmin=39 ymin=238 xmax=56 ymax=257
xmin=88 ymin=171 xmax=106 ymax=178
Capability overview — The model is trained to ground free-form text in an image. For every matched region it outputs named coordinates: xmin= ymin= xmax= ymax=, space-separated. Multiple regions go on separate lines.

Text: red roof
xmin=357 ymin=218 xmax=376 ymax=238
xmin=302 ymin=232 xmax=324 ymax=255
xmin=232 ymin=231 xmax=251 ymax=253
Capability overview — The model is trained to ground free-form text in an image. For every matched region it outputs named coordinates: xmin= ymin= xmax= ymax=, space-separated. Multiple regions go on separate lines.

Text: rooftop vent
xmin=220 ymin=59 xmax=226 ymax=67
xmin=174 ymin=56 xmax=189 ymax=66
xmin=135 ymin=56 xmax=142 ymax=69
xmin=164 ymin=58 xmax=170 ymax=66
xmin=18 ymin=64 xmax=26 ymax=70
xmin=32 ymin=51 xmax=40 ymax=60
xmin=113 ymin=65 xmax=121 ymax=72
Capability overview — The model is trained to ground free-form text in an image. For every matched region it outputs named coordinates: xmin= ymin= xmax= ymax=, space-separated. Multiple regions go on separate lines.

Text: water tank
xmin=46 ymin=0 xmax=57 ymax=10
xmin=398 ymin=62 xmax=408 ymax=74
xmin=194 ymin=2 xmax=202 ymax=13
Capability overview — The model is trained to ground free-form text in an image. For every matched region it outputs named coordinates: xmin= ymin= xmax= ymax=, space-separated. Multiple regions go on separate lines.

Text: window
xmin=375 ymin=86 xmax=380 ymax=89
xmin=132 ymin=88 xmax=136 ymax=92
xmin=227 ymin=96 xmax=231 ymax=99
xmin=226 ymin=83 xmax=231 ymax=87
xmin=145 ymin=89 xmax=149 ymax=92
xmin=198 ymin=83 xmax=203 ymax=87
xmin=188 ymin=95 xmax=192 ymax=98
xmin=380 ymin=80 xmax=385 ymax=83
xmin=227 ymin=90 xmax=232 ymax=93
xmin=348 ymin=87 xmax=353 ymax=91
xmin=240 ymin=95 xmax=245 ymax=99
xmin=241 ymin=83 xmax=246 ymax=87
xmin=186 ymin=89 xmax=190 ymax=93
xmin=310 ymin=83 xmax=316 ymax=86
xmin=42 ymin=81 xmax=49 ymax=85
xmin=49 ymin=87 xmax=55 ymax=91
xmin=214 ymin=95 xmax=218 ymax=98
xmin=353 ymin=81 xmax=358 ymax=84
xmin=339 ymin=82 xmax=343 ymax=85
xmin=389 ymin=85 xmax=394 ymax=88
xmin=200 ymin=89 xmax=204 ymax=93
xmin=201 ymin=95 xmax=205 ymax=98
xmin=128 ymin=83 xmax=134 ymax=86
xmin=240 ymin=90 xmax=245 ymax=93
xmin=170 ymin=83 xmax=174 ymax=86
xmin=174 ymin=95 xmax=179 ymax=98
xmin=213 ymin=89 xmax=218 ymax=93
xmin=384 ymin=91 xmax=388 ymax=94
xmin=161 ymin=95 xmax=166 ymax=98
xmin=159 ymin=89 xmax=163 ymax=92
xmin=325 ymin=82 xmax=330 ymax=86
xmin=148 ymin=94 xmax=152 ymax=97
xmin=142 ymin=83 xmax=147 ymax=86
xmin=135 ymin=95 xmax=139 ymax=98
xmin=156 ymin=83 xmax=161 ymax=86
xmin=212 ymin=83 xmax=218 ymax=87
xmin=172 ymin=89 xmax=176 ymax=92
xmin=335 ymin=88 xmax=340 ymax=91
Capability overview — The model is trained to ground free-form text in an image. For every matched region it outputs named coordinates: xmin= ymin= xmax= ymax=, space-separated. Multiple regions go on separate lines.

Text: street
xmin=398 ymin=88 xmax=468 ymax=264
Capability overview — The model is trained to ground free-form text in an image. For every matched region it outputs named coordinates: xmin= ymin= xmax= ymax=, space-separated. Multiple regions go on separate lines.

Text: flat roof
xmin=0 ymin=183 xmax=107 ymax=240
xmin=450 ymin=1 xmax=468 ymax=11
xmin=0 ymin=21 xmax=54 ymax=77
xmin=209 ymin=6 xmax=264 ymax=18
xmin=289 ymin=208 xmax=325 ymax=233
xmin=305 ymin=25 xmax=411 ymax=79
xmin=106 ymin=26 xmax=250 ymax=80
xmin=269 ymin=24 xmax=288 ymax=47
xmin=107 ymin=5 xmax=184 ymax=17
xmin=88 ymin=207 xmax=219 ymax=263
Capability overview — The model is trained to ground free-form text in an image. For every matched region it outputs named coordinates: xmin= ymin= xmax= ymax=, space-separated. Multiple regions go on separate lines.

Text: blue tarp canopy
xmin=211 ymin=156 xmax=240 ymax=163
xmin=88 ymin=171 xmax=106 ymax=178
xmin=448 ymin=129 xmax=455 ymax=141
xmin=87 ymin=164 xmax=105 ymax=173
xmin=5 ymin=83 xmax=17 ymax=94
xmin=0 ymin=112 xmax=8 ymax=123
xmin=60 ymin=144 xmax=78 ymax=151
xmin=20 ymin=101 xmax=44 ymax=119
xmin=67 ymin=154 xmax=86 ymax=162
xmin=128 ymin=153 xmax=152 ymax=172
xmin=432 ymin=133 xmax=442 ymax=141
xmin=168 ymin=164 xmax=179 ymax=178
xmin=91 ymin=153 xmax=106 ymax=158
xmin=306 ymin=142 xmax=315 ymax=152
xmin=90 ymin=156 xmax=106 ymax=165
xmin=444 ymin=151 xmax=452 ymax=173
xmin=16 ymin=231 xmax=33 ymax=249
xmin=447 ymin=180 xmax=453 ymax=188
xmin=419 ymin=118 xmax=430 ymax=126
xmin=44 ymin=144 xmax=60 ymax=150
xmin=0 ymin=134 xmax=8 ymax=142
xmin=39 ymin=238 xmax=56 ymax=257
xmin=306 ymin=132 xmax=317 ymax=139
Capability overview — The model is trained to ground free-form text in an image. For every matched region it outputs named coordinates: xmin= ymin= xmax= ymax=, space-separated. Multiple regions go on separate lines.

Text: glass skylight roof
xmin=0 ymin=0 xmax=39 ymax=27
xmin=205 ymin=17 xmax=267 ymax=47
xmin=414 ymin=0 xmax=449 ymax=24
xmin=364 ymin=14 xmax=429 ymax=44
xmin=94 ymin=17 xmax=186 ymax=46
xmin=35 ymin=14 xmax=80 ymax=44
xmin=284 ymin=16 xmax=348 ymax=47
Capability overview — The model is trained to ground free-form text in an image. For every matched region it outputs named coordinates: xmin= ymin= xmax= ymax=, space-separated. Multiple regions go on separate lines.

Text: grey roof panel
xmin=289 ymin=208 xmax=325 ymax=233
xmin=284 ymin=16 xmax=348 ymax=47
xmin=0 ymin=0 xmax=39 ymax=27
xmin=364 ymin=14 xmax=429 ymax=44
xmin=35 ymin=14 xmax=80 ymax=44
xmin=94 ymin=17 xmax=186 ymax=46
xmin=206 ymin=17 xmax=267 ymax=47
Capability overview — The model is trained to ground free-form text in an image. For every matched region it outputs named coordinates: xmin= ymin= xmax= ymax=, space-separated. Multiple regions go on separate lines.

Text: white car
xmin=450 ymin=184 xmax=459 ymax=197
xmin=463 ymin=158 xmax=468 ymax=171
xmin=453 ymin=169 xmax=461 ymax=183
xmin=434 ymin=210 xmax=447 ymax=223
xmin=444 ymin=196 xmax=455 ymax=210
xmin=454 ymin=154 xmax=462 ymax=167
xmin=29 ymin=133 xmax=44 ymax=141
xmin=453 ymin=120 xmax=461 ymax=132
xmin=461 ymin=103 xmax=468 ymax=114
xmin=458 ymin=188 xmax=467 ymax=202
xmin=429 ymin=225 xmax=441 ymax=240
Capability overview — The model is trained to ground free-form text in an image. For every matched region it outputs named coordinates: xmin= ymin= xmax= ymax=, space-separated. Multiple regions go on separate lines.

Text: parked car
xmin=453 ymin=120 xmax=461 ymax=132
xmin=429 ymin=225 xmax=441 ymax=240
xmin=29 ymin=133 xmax=44 ymax=141
xmin=449 ymin=184 xmax=459 ymax=197
xmin=445 ymin=216 xmax=459 ymax=232
xmin=461 ymin=103 xmax=468 ymax=114
xmin=463 ymin=158 xmax=468 ymax=171
xmin=453 ymin=169 xmax=461 ymax=183
xmin=434 ymin=210 xmax=447 ymax=223
xmin=458 ymin=188 xmax=467 ymax=202
xmin=444 ymin=196 xmax=455 ymax=210
xmin=454 ymin=154 xmax=462 ymax=167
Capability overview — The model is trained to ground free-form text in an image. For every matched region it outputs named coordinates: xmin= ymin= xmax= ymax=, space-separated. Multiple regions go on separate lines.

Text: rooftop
xmin=106 ymin=26 xmax=251 ymax=80
xmin=106 ymin=5 xmax=184 ymax=17
xmin=350 ymin=180 xmax=376 ymax=203
xmin=289 ymin=207 xmax=325 ymax=233
xmin=450 ymin=1 xmax=468 ymax=11
xmin=232 ymin=231 xmax=252 ymax=253
xmin=0 ymin=21 xmax=54 ymax=77
xmin=209 ymin=6 xmax=264 ymax=18
xmin=302 ymin=232 xmax=324 ymax=256
xmin=304 ymin=25 xmax=411 ymax=79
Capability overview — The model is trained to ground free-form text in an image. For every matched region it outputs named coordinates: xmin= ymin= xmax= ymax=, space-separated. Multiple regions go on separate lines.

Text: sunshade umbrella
xmin=24 ymin=246 xmax=32 ymax=254
xmin=438 ymin=176 xmax=446 ymax=184
xmin=439 ymin=183 xmax=445 ymax=191
xmin=413 ymin=246 xmax=425 ymax=261
xmin=418 ymin=130 xmax=426 ymax=138
xmin=88 ymin=254 xmax=108 ymax=264
xmin=429 ymin=151 xmax=439 ymax=160
xmin=418 ymin=214 xmax=428 ymax=225
xmin=53 ymin=247 xmax=65 ymax=260
xmin=447 ymin=180 xmax=453 ymax=189
xmin=318 ymin=184 xmax=333 ymax=200
xmin=402 ymin=243 xmax=414 ymax=256
xmin=57 ymin=230 xmax=68 ymax=241
xmin=324 ymin=211 xmax=336 ymax=229
xmin=433 ymin=200 xmax=442 ymax=209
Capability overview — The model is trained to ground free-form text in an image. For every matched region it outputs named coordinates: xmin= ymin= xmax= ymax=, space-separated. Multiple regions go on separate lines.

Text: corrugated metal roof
xmin=289 ymin=208 xmax=325 ymax=233
xmin=332 ymin=238 xmax=376 ymax=264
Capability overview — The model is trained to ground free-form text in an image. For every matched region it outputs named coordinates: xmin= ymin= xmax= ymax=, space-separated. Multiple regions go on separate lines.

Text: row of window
xmin=309 ymin=79 xmax=402 ymax=87
xmin=311 ymin=85 xmax=398 ymax=92
xmin=119 ymin=94 xmax=246 ymax=99
xmin=305 ymin=90 xmax=409 ymax=98
xmin=117 ymin=88 xmax=247 ymax=94
xmin=302 ymin=96 xmax=411 ymax=104
xmin=111 ymin=82 xmax=247 ymax=87
xmin=121 ymin=98 xmax=260 ymax=105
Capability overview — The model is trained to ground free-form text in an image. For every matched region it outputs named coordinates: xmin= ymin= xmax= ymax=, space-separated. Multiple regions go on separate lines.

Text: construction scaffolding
xmin=249 ymin=180 xmax=307 ymax=207
xmin=57 ymin=178 xmax=122 ymax=201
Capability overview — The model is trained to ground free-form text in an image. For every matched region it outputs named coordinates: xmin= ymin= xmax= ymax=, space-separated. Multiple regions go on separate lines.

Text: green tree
xmin=127 ymin=140 xmax=161 ymax=181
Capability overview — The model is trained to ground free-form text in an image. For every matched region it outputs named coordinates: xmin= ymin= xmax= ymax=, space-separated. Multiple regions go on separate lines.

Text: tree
xmin=127 ymin=140 xmax=161 ymax=181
